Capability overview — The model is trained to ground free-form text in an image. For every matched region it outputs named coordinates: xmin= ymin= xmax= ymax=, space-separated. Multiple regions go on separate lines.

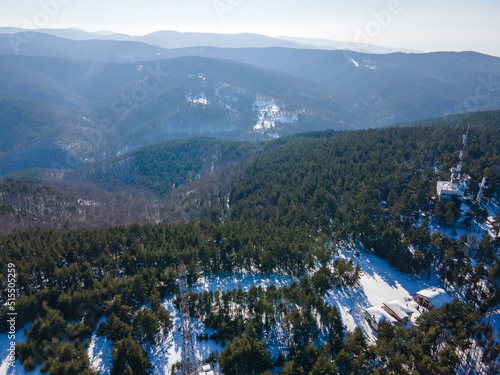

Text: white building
xmin=416 ymin=288 xmax=453 ymax=310
xmin=198 ymin=364 xmax=215 ymax=375
xmin=436 ymin=178 xmax=467 ymax=200
xmin=382 ymin=299 xmax=415 ymax=324
xmin=363 ymin=305 xmax=397 ymax=331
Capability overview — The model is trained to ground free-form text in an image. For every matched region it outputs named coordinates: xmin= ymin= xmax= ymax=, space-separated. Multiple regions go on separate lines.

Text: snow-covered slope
xmin=324 ymin=242 xmax=441 ymax=343
xmin=0 ymin=323 xmax=42 ymax=375
xmin=252 ymin=99 xmax=300 ymax=138
xmin=87 ymin=272 xmax=294 ymax=375
xmin=1 ymin=244 xmax=447 ymax=373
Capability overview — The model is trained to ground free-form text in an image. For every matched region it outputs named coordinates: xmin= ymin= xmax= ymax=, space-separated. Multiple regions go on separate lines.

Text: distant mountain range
xmin=0 ymin=27 xmax=418 ymax=53
xmin=0 ymin=29 xmax=499 ymax=175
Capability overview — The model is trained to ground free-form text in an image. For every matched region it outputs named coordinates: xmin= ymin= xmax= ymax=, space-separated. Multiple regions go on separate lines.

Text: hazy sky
xmin=2 ymin=0 xmax=500 ymax=56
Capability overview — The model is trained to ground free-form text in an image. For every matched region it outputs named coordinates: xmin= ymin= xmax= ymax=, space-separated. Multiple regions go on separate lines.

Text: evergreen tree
xmin=111 ymin=337 xmax=153 ymax=375
xmin=219 ymin=335 xmax=271 ymax=375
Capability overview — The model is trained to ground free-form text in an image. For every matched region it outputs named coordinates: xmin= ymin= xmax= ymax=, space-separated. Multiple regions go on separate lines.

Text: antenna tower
xmin=178 ymin=263 xmax=198 ymax=375
xmin=450 ymin=124 xmax=469 ymax=186
xmin=476 ymin=168 xmax=488 ymax=203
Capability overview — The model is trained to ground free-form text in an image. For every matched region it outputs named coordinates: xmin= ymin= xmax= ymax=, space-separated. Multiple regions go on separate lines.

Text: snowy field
xmin=324 ymin=242 xmax=440 ymax=343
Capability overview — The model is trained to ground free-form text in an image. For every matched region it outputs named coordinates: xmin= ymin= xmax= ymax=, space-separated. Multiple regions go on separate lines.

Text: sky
xmin=1 ymin=0 xmax=500 ymax=56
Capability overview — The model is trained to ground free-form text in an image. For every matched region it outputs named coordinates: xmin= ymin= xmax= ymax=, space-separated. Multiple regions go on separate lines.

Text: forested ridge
xmin=66 ymin=137 xmax=262 ymax=197
xmin=1 ymin=110 xmax=500 ymax=374
xmin=0 ymin=137 xmax=263 ymax=231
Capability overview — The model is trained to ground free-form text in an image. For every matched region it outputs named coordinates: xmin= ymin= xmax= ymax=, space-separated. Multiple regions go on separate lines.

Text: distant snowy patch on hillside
xmin=363 ymin=59 xmax=379 ymax=70
xmin=252 ymin=99 xmax=298 ymax=138
xmin=350 ymin=57 xmax=379 ymax=70
xmin=187 ymin=73 xmax=206 ymax=81
xmin=186 ymin=93 xmax=209 ymax=105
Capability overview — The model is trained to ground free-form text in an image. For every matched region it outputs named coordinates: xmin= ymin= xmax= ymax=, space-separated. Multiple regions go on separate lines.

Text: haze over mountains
xmin=1 ymin=28 xmax=500 ymax=176
xmin=0 ymin=27 xmax=418 ymax=53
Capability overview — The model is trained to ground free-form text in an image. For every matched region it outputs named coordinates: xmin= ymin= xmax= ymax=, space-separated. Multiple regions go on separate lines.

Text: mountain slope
xmin=0 ymin=32 xmax=169 ymax=63
xmin=0 ymin=55 xmax=362 ymax=174
xmin=0 ymin=28 xmax=422 ymax=54
xmin=1 ymin=46 xmax=500 ymax=174
xmin=158 ymin=47 xmax=500 ymax=124
xmin=0 ymin=137 xmax=263 ymax=231
xmin=139 ymin=30 xmax=309 ymax=49
xmin=1 ymin=110 xmax=499 ymax=233
xmin=277 ymin=35 xmax=420 ymax=54
xmin=62 ymin=137 xmax=261 ymax=197
xmin=0 ymin=29 xmax=313 ymax=51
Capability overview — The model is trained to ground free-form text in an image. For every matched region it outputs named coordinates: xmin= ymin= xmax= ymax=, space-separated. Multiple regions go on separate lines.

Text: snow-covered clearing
xmin=87 ymin=317 xmax=112 ymax=374
xmin=0 ymin=247 xmax=445 ymax=373
xmin=252 ymin=99 xmax=298 ymax=135
xmin=0 ymin=323 xmax=42 ymax=375
xmin=8 ymin=234 xmax=500 ymax=373
xmin=324 ymin=242 xmax=440 ymax=343
xmin=186 ymin=92 xmax=209 ymax=105
xmin=90 ymin=272 xmax=294 ymax=375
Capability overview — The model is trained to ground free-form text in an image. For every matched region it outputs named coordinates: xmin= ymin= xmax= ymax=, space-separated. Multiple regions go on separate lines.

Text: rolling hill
xmin=0 ymin=32 xmax=169 ymax=63
xmin=0 ymin=54 xmax=362 ymax=175
xmin=1 ymin=31 xmax=500 ymax=176
xmin=1 ymin=110 xmax=499 ymax=233
xmin=157 ymin=47 xmax=500 ymax=125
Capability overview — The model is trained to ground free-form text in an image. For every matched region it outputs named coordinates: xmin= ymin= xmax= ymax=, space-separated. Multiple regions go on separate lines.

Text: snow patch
xmin=0 ymin=323 xmax=43 ymax=375
xmin=252 ymin=99 xmax=298 ymax=136
xmin=186 ymin=93 xmax=209 ymax=106
xmin=363 ymin=59 xmax=379 ymax=70
xmin=187 ymin=73 xmax=207 ymax=81
xmin=324 ymin=242 xmax=441 ymax=343
xmin=87 ymin=317 xmax=112 ymax=374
